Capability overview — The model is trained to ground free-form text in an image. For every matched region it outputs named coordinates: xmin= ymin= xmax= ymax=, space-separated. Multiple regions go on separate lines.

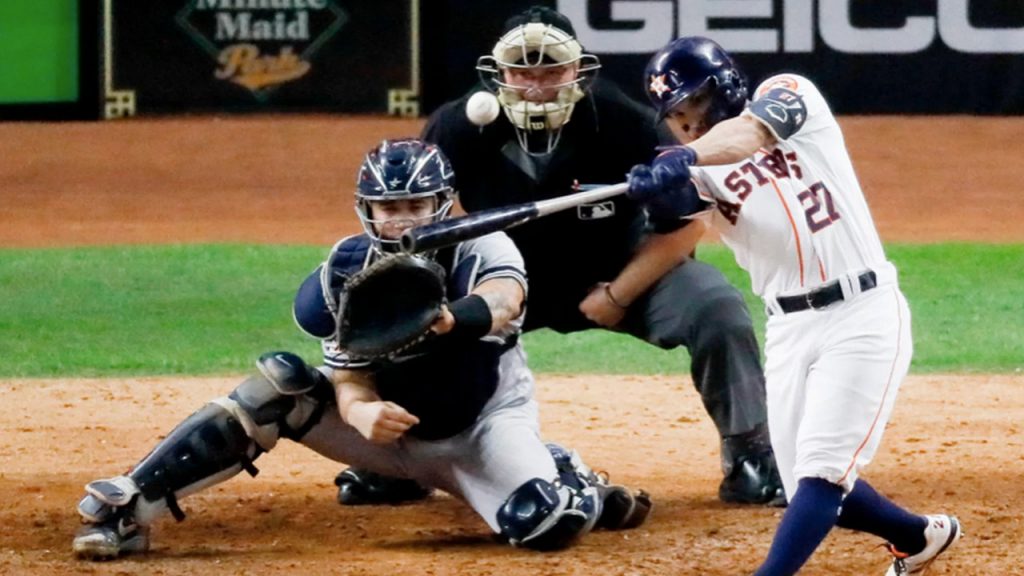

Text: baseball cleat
xmin=885 ymin=514 xmax=962 ymax=575
xmin=719 ymin=450 xmax=786 ymax=506
xmin=334 ymin=468 xmax=432 ymax=506
xmin=72 ymin=516 xmax=150 ymax=560
xmin=596 ymin=485 xmax=653 ymax=530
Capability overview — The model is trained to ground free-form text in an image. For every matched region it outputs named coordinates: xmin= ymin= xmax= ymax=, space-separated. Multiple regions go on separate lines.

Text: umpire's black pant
xmin=528 ymin=258 xmax=768 ymax=440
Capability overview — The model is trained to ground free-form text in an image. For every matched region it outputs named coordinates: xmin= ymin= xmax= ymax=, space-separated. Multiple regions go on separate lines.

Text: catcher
xmin=71 ymin=138 xmax=651 ymax=560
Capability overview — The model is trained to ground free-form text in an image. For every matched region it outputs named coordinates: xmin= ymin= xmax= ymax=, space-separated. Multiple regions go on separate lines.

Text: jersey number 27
xmin=797 ymin=182 xmax=841 ymax=233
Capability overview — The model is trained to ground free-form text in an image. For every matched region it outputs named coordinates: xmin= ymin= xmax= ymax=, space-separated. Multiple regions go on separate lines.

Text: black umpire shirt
xmin=423 ymin=79 xmax=675 ymax=333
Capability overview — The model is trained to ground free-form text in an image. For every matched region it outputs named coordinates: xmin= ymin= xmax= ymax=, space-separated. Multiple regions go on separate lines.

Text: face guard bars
xmin=477 ymin=23 xmax=600 ymax=155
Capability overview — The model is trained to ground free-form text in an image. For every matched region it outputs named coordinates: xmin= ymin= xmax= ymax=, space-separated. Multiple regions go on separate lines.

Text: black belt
xmin=775 ymin=271 xmax=878 ymax=314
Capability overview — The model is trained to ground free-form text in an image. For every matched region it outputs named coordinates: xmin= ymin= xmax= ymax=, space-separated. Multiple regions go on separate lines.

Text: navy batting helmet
xmin=644 ymin=37 xmax=748 ymax=126
xmin=355 ymin=138 xmax=455 ymax=253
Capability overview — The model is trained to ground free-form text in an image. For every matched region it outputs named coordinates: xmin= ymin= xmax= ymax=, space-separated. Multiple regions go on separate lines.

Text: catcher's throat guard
xmin=334 ymin=254 xmax=447 ymax=360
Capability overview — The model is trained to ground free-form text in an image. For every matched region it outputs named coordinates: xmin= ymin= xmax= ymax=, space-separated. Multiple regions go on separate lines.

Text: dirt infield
xmin=1 ymin=116 xmax=1022 ymax=575
xmin=2 ymin=374 xmax=1022 ymax=575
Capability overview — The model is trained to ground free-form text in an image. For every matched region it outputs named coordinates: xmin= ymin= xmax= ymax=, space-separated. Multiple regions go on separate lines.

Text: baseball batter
xmin=628 ymin=37 xmax=961 ymax=575
xmin=337 ymin=4 xmax=785 ymax=509
xmin=70 ymin=139 xmax=650 ymax=560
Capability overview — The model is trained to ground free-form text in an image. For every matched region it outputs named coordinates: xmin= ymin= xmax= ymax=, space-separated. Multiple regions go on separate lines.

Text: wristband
xmin=448 ymin=294 xmax=493 ymax=340
xmin=603 ymin=283 xmax=628 ymax=309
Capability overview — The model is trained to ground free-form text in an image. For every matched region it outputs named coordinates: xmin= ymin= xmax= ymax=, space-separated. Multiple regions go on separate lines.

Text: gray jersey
xmin=297 ymin=231 xmax=556 ymax=531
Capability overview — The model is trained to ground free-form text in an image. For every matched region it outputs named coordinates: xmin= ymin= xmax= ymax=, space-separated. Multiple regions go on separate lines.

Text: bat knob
xmin=399 ymin=229 xmax=419 ymax=254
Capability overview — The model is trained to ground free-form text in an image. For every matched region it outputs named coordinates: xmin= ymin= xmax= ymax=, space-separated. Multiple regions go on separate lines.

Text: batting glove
xmin=626 ymin=146 xmax=698 ymax=202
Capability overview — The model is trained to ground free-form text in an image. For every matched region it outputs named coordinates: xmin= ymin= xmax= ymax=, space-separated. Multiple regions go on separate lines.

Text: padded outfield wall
xmin=3 ymin=1 xmax=1023 ymax=119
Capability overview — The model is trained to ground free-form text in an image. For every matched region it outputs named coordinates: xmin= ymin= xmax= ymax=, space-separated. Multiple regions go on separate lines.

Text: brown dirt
xmin=0 ymin=115 xmax=1022 ymax=247
xmin=1 ymin=116 xmax=1021 ymax=575
xmin=2 ymin=374 xmax=1022 ymax=575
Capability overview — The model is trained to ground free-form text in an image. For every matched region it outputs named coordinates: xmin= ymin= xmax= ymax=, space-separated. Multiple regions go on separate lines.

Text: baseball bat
xmin=400 ymin=182 xmax=629 ymax=254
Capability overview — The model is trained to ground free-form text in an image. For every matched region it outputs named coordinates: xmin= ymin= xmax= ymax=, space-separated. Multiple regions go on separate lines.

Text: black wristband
xmin=448 ymin=294 xmax=493 ymax=340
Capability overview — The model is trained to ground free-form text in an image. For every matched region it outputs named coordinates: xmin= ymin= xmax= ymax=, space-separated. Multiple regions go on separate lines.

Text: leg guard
xmin=75 ymin=351 xmax=331 ymax=527
xmin=496 ymin=477 xmax=599 ymax=551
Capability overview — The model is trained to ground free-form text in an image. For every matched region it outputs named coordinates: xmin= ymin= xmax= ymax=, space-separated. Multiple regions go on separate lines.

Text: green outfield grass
xmin=0 ymin=244 xmax=1020 ymax=377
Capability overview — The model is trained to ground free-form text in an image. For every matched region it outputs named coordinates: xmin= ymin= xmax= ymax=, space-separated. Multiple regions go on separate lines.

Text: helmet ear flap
xmin=719 ymin=68 xmax=749 ymax=117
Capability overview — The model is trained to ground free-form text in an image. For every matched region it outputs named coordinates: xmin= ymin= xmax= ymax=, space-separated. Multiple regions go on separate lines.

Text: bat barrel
xmin=400 ymin=182 xmax=629 ymax=254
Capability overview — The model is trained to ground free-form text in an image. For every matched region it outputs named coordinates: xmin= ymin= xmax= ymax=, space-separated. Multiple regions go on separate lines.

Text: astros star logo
xmin=649 ymin=74 xmax=670 ymax=98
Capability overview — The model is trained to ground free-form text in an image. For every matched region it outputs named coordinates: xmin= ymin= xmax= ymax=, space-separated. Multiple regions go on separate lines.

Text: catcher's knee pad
xmin=496 ymin=477 xmax=601 ymax=551
xmin=226 ymin=351 xmax=333 ymax=449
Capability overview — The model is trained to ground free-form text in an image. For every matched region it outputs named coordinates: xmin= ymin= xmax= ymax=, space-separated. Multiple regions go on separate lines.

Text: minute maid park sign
xmin=176 ymin=0 xmax=348 ymax=99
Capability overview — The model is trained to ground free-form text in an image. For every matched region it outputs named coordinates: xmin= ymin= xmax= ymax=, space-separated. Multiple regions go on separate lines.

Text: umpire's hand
xmin=346 ymin=400 xmax=420 ymax=444
xmin=580 ymin=282 xmax=628 ymax=328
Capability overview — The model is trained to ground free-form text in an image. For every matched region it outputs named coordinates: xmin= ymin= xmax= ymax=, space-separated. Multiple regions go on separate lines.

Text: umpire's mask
xmin=476 ymin=7 xmax=600 ymax=156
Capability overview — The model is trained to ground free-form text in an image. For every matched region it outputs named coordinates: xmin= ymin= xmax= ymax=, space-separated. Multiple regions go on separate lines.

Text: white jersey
xmin=691 ymin=74 xmax=891 ymax=302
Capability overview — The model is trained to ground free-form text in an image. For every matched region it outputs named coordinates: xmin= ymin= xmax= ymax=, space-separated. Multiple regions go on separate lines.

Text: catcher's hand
xmin=334 ymin=254 xmax=447 ymax=360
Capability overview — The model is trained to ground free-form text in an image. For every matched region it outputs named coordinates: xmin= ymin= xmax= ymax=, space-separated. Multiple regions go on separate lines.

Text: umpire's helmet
xmin=644 ymin=37 xmax=748 ymax=127
xmin=355 ymin=138 xmax=455 ymax=253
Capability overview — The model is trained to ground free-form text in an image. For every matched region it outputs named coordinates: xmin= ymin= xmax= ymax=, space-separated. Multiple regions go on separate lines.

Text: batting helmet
xmin=355 ymin=138 xmax=455 ymax=253
xmin=644 ymin=37 xmax=748 ymax=127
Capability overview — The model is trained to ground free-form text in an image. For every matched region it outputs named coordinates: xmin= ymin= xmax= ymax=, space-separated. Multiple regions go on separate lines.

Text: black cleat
xmin=334 ymin=468 xmax=433 ymax=506
xmin=718 ymin=450 xmax=786 ymax=506
xmin=596 ymin=486 xmax=653 ymax=530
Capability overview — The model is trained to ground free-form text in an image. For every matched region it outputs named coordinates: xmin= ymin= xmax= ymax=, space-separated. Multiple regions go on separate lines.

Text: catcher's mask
xmin=355 ymin=138 xmax=455 ymax=255
xmin=644 ymin=36 xmax=748 ymax=128
xmin=476 ymin=6 xmax=600 ymax=156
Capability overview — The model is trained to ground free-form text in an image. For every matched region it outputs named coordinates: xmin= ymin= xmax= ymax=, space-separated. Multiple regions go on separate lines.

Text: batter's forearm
xmin=690 ymin=115 xmax=774 ymax=166
xmin=610 ymin=220 xmax=706 ymax=306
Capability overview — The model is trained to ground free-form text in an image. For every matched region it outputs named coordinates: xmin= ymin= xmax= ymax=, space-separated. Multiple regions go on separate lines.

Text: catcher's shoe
xmin=335 ymin=468 xmax=433 ymax=506
xmin=72 ymin=515 xmax=150 ymax=561
xmin=595 ymin=484 xmax=653 ymax=530
xmin=885 ymin=515 xmax=962 ymax=575
xmin=718 ymin=450 xmax=786 ymax=507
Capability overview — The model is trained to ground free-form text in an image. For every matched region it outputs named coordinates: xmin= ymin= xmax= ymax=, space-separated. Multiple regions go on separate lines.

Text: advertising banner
xmin=419 ymin=0 xmax=1024 ymax=115
xmin=107 ymin=0 xmax=419 ymax=115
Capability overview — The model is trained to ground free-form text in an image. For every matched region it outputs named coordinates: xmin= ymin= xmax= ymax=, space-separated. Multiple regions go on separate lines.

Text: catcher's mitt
xmin=335 ymin=254 xmax=446 ymax=360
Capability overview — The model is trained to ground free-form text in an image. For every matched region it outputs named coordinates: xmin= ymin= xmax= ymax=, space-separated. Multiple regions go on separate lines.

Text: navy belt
xmin=775 ymin=271 xmax=877 ymax=314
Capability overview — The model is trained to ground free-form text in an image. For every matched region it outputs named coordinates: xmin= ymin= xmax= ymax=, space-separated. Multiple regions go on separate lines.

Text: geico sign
xmin=558 ymin=0 xmax=1024 ymax=54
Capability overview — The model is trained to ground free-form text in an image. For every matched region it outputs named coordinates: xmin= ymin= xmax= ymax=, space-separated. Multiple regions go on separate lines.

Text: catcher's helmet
xmin=476 ymin=6 xmax=600 ymax=155
xmin=644 ymin=37 xmax=748 ymax=127
xmin=355 ymin=138 xmax=455 ymax=253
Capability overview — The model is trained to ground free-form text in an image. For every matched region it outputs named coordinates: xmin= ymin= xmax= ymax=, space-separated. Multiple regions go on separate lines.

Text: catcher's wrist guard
xmin=448 ymin=294 xmax=492 ymax=340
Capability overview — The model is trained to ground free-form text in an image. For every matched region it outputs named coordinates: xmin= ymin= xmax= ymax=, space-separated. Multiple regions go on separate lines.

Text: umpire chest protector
xmin=423 ymin=81 xmax=666 ymax=331
xmin=302 ymin=235 xmax=508 ymax=441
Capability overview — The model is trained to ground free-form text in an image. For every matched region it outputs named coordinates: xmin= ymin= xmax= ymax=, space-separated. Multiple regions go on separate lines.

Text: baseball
xmin=465 ymin=91 xmax=500 ymax=126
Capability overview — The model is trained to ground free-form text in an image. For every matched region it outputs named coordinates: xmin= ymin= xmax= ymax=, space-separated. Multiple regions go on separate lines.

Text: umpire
xmin=336 ymin=5 xmax=784 ymax=506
